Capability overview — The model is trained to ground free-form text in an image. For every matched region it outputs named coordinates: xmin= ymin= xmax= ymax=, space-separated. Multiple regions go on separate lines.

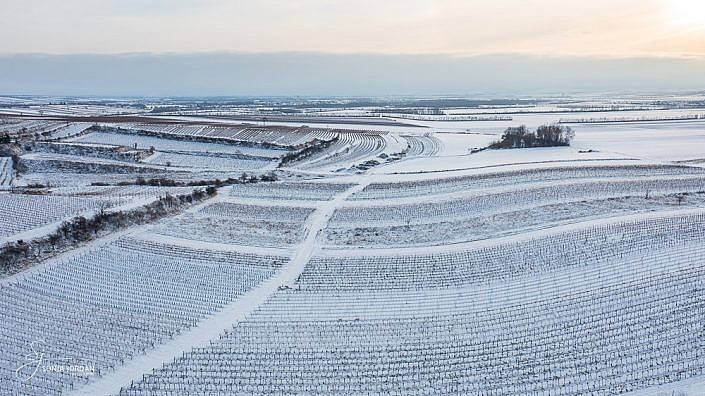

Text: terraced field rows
xmin=403 ymin=135 xmax=443 ymax=156
xmin=3 ymin=119 xmax=705 ymax=396
xmin=0 ymin=193 xmax=120 ymax=240
xmin=332 ymin=175 xmax=705 ymax=226
xmin=353 ymin=164 xmax=705 ymax=200
xmin=120 ymin=211 xmax=705 ymax=395
xmin=145 ymin=152 xmax=274 ymax=171
xmin=71 ymin=131 xmax=284 ymax=158
xmin=1 ymin=234 xmax=284 ymax=395
xmin=45 ymin=123 xmax=93 ymax=139
xmin=325 ymin=192 xmax=705 ymax=247
xmin=0 ymin=157 xmax=13 ymax=186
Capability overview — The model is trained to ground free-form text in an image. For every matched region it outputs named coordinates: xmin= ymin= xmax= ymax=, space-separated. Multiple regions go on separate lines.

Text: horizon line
xmin=1 ymin=51 xmax=705 ymax=61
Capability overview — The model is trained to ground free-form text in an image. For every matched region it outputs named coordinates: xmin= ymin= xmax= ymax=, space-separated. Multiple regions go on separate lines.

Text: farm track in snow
xmin=69 ymin=181 xmax=369 ymax=396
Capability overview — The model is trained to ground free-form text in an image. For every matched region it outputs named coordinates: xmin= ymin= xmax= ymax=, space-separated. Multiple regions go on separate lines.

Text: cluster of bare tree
xmin=490 ymin=124 xmax=574 ymax=149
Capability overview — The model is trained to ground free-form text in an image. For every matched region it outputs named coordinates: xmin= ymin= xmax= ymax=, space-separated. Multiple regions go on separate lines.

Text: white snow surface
xmin=3 ymin=112 xmax=705 ymax=395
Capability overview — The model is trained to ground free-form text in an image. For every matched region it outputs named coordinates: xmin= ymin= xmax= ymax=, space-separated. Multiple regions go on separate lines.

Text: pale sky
xmin=2 ymin=1 xmax=705 ymax=96
xmin=2 ymin=0 xmax=705 ymax=57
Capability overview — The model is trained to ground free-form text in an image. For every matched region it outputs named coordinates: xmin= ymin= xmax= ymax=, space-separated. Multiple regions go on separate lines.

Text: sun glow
xmin=668 ymin=0 xmax=705 ymax=28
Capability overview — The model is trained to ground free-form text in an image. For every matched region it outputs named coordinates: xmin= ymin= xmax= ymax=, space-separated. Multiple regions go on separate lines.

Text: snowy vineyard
xmin=0 ymin=157 xmax=13 ymax=187
xmin=0 ymin=194 xmax=121 ymax=240
xmin=332 ymin=175 xmax=705 ymax=225
xmin=353 ymin=164 xmax=705 ymax=200
xmin=1 ymin=114 xmax=705 ymax=395
xmin=1 ymin=237 xmax=284 ymax=395
xmin=116 ymin=211 xmax=705 ymax=395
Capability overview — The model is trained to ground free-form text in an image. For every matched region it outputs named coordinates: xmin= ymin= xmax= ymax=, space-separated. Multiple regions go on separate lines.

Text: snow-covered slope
xmin=2 ymin=114 xmax=705 ymax=396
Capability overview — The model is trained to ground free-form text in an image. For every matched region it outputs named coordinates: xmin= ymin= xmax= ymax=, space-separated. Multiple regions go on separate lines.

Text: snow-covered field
xmin=0 ymin=193 xmax=109 ymax=238
xmin=0 ymin=157 xmax=13 ymax=187
xmin=69 ymin=131 xmax=286 ymax=159
xmin=1 ymin=106 xmax=705 ymax=395
xmin=571 ymin=121 xmax=705 ymax=162
xmin=144 ymin=151 xmax=275 ymax=171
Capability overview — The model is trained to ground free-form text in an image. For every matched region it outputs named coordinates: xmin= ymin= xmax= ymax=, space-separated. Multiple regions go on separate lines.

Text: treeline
xmin=386 ymin=114 xmax=512 ymax=122
xmin=490 ymin=124 xmax=574 ymax=149
xmin=558 ymin=114 xmax=705 ymax=124
xmin=1 ymin=188 xmax=216 ymax=275
xmin=90 ymin=172 xmax=278 ymax=187
xmin=279 ymin=137 xmax=339 ymax=167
